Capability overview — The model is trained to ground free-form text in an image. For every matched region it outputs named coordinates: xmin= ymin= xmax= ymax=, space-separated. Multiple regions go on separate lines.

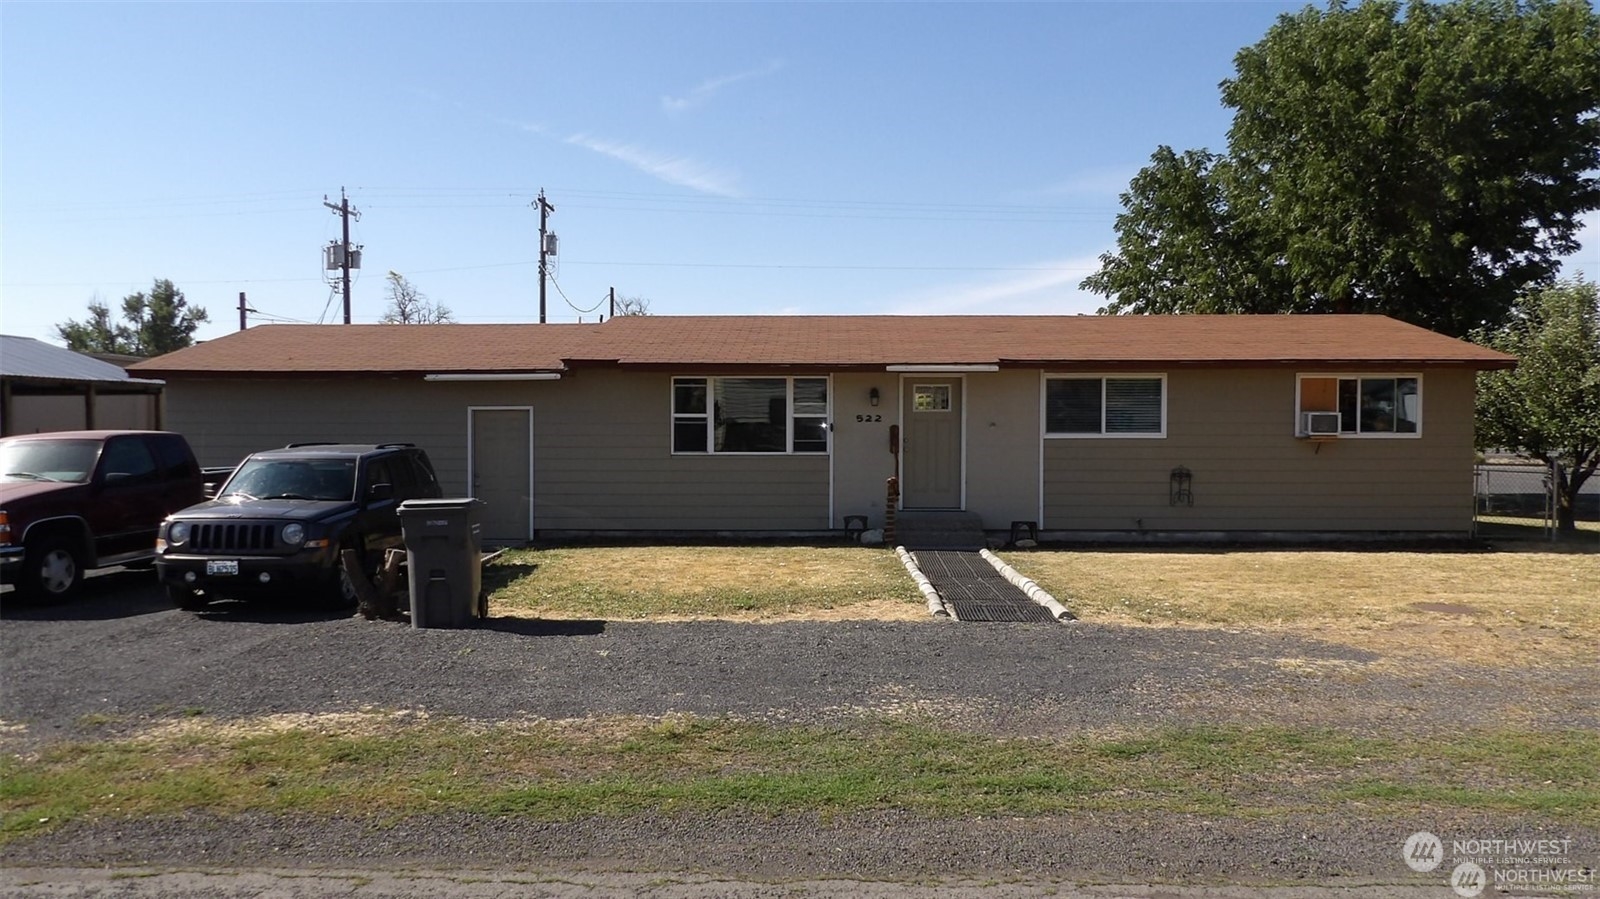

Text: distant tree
xmin=380 ymin=272 xmax=453 ymax=324
xmin=122 ymin=279 xmax=209 ymax=355
xmin=1473 ymin=279 xmax=1600 ymax=532
xmin=1084 ymin=0 xmax=1600 ymax=337
xmin=56 ymin=279 xmax=208 ymax=356
xmin=55 ymin=297 xmax=133 ymax=354
xmin=613 ymin=294 xmax=652 ymax=316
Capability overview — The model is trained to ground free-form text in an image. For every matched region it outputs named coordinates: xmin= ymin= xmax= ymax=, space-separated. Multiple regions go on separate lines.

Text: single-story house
xmin=1 ymin=335 xmax=166 ymax=436
xmin=130 ymin=314 xmax=1514 ymax=542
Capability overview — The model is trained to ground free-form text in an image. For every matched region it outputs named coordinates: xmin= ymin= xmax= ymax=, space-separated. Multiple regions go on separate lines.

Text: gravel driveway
xmin=3 ymin=570 xmax=1596 ymax=887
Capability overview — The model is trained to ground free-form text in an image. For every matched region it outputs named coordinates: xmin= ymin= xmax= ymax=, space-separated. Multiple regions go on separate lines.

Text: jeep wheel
xmin=167 ymin=584 xmax=209 ymax=611
xmin=326 ymin=543 xmax=362 ymax=609
xmin=21 ymin=537 xmax=84 ymax=601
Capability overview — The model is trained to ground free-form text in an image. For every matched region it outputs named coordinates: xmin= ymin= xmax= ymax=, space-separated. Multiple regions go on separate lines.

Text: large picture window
xmin=1297 ymin=375 xmax=1420 ymax=436
xmin=672 ymin=377 xmax=830 ymax=454
xmin=1045 ymin=376 xmax=1165 ymax=437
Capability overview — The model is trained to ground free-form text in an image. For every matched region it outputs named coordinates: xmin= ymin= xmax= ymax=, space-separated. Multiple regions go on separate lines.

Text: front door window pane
xmin=913 ymin=385 xmax=951 ymax=412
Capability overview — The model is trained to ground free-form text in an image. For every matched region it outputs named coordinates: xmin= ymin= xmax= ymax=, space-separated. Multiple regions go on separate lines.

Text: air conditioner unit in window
xmin=1303 ymin=411 xmax=1341 ymax=436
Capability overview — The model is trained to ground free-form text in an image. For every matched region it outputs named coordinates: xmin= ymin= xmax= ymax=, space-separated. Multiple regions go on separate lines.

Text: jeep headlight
xmin=168 ymin=521 xmax=190 ymax=545
xmin=281 ymin=523 xmax=306 ymax=546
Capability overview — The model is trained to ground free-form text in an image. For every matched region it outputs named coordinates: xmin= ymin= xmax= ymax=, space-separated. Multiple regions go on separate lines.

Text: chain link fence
xmin=1474 ymin=462 xmax=1555 ymax=539
xmin=1473 ymin=460 xmax=1600 ymax=545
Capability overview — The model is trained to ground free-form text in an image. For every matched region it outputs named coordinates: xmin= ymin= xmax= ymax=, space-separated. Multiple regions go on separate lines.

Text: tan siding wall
xmin=165 ymin=371 xmax=830 ymax=532
xmin=964 ymin=371 xmax=1042 ymax=526
xmin=1042 ymin=369 xmax=1476 ymax=532
xmin=532 ymin=370 xmax=828 ymax=530
xmin=163 ymin=365 xmax=1479 ymax=536
xmin=830 ymin=372 xmax=897 ymax=529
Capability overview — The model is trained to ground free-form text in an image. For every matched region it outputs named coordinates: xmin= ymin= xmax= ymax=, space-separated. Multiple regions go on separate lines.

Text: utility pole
xmin=534 ymin=189 xmax=555 ymax=324
xmin=323 ymin=187 xmax=361 ymax=324
xmin=609 ymin=287 xmax=616 ymax=319
xmin=238 ymin=292 xmax=248 ymax=331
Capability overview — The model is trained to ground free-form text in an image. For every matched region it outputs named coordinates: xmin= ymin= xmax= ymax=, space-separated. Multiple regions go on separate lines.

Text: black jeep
xmin=155 ymin=443 xmax=441 ymax=610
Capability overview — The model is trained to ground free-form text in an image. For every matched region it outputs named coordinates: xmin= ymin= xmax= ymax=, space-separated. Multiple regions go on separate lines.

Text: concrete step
xmin=895 ymin=511 xmax=985 ymax=550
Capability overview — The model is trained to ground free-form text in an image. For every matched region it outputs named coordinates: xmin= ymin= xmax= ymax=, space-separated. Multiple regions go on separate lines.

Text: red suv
xmin=0 ymin=430 xmax=204 ymax=599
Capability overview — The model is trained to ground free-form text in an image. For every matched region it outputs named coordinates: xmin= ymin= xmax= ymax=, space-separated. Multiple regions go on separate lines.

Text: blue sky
xmin=4 ymin=2 xmax=1594 ymax=346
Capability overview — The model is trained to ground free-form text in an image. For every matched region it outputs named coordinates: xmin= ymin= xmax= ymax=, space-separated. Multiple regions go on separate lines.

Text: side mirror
xmin=368 ymin=482 xmax=394 ymax=502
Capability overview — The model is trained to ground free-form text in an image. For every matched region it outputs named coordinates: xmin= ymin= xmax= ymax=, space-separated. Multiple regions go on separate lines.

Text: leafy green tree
xmin=1473 ymin=279 xmax=1600 ymax=532
xmin=1086 ymin=0 xmax=1600 ymax=337
xmin=56 ymin=279 xmax=208 ymax=356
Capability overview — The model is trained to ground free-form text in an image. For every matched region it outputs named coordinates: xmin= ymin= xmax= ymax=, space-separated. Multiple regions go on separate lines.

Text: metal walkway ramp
xmin=912 ymin=550 xmax=1056 ymax=623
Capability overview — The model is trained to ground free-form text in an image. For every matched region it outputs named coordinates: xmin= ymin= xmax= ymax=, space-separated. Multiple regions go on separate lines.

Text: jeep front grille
xmin=190 ymin=522 xmax=278 ymax=553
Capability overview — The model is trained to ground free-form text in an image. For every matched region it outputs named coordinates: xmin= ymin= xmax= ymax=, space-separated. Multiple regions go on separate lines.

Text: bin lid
xmin=399 ymin=497 xmax=483 ymax=512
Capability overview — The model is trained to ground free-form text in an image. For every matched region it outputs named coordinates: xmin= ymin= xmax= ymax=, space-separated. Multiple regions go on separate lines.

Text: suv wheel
xmin=22 ymin=536 xmax=84 ymax=601
xmin=329 ymin=542 xmax=362 ymax=608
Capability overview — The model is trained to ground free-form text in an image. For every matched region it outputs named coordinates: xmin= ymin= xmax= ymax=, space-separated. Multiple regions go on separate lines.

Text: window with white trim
xmin=1297 ymin=375 xmax=1420 ymax=436
xmin=672 ymin=377 xmax=830 ymax=454
xmin=1045 ymin=376 xmax=1165 ymax=436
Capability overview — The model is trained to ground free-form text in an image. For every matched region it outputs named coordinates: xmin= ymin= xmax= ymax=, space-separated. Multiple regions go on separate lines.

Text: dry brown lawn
xmin=483 ymin=542 xmax=1596 ymax=666
xmin=1011 ymin=549 xmax=1599 ymax=667
xmin=487 ymin=545 xmax=923 ymax=621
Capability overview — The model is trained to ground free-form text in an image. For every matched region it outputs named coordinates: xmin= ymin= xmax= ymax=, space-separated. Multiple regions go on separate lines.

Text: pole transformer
xmin=323 ymin=187 xmax=361 ymax=324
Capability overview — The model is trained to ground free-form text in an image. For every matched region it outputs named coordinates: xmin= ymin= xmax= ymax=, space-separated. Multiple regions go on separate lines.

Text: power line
xmin=549 ymin=275 xmax=605 ymax=315
xmin=1 ymin=258 xmax=1093 ymax=291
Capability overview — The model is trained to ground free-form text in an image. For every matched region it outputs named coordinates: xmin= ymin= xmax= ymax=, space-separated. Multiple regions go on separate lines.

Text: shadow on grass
xmin=481 ymin=561 xmax=538 ymax=593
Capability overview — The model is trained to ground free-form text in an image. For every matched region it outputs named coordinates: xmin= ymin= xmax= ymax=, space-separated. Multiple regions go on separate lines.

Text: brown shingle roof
xmin=130 ymin=315 xmax=1514 ymax=377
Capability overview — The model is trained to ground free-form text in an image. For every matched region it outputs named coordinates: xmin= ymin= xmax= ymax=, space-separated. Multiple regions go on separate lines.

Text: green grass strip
xmin=4 ymin=718 xmax=1596 ymax=842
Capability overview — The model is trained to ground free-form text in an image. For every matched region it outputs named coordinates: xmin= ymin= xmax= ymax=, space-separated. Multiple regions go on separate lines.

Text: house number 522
xmin=855 ymin=414 xmax=883 ymax=423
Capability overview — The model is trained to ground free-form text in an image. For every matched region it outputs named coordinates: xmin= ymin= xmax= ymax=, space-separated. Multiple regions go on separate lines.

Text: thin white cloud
xmin=1027 ymin=165 xmax=1142 ymax=200
xmin=885 ymin=255 xmax=1109 ymax=315
xmin=566 ymin=133 xmax=741 ymax=197
xmin=662 ymin=60 xmax=784 ymax=115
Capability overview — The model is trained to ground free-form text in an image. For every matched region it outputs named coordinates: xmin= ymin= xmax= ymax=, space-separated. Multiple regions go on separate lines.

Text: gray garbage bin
xmin=398 ymin=498 xmax=485 ymax=628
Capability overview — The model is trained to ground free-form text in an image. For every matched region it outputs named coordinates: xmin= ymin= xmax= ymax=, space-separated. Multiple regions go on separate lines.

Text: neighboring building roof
xmin=129 ymin=324 xmax=587 ymax=377
xmin=1 ymin=335 xmax=164 ymax=385
xmin=129 ymin=315 xmax=1515 ymax=378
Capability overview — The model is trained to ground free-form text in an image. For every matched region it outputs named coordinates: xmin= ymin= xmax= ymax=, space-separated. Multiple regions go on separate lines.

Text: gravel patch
xmin=2 ymin=581 xmax=1594 ymax=747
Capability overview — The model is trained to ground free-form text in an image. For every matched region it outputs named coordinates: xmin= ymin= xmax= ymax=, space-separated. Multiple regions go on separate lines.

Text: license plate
xmin=206 ymin=560 xmax=239 ymax=576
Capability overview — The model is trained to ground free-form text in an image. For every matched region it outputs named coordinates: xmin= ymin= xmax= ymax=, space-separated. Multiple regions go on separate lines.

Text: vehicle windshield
xmin=220 ymin=457 xmax=355 ymax=501
xmin=0 ymin=439 xmax=101 ymax=483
